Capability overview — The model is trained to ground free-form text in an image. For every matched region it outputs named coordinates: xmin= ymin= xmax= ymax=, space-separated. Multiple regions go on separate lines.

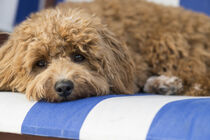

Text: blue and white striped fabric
xmin=0 ymin=0 xmax=209 ymax=32
xmin=0 ymin=92 xmax=210 ymax=139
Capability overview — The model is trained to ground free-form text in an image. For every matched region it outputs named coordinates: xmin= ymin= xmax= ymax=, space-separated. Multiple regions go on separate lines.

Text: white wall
xmin=147 ymin=0 xmax=180 ymax=7
xmin=67 ymin=0 xmax=180 ymax=6
xmin=0 ymin=0 xmax=19 ymax=32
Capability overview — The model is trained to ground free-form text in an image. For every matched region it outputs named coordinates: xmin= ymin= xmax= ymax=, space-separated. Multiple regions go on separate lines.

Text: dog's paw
xmin=144 ymin=75 xmax=183 ymax=95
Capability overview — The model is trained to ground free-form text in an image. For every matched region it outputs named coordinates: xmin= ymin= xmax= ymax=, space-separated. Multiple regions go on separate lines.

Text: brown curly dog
xmin=0 ymin=0 xmax=209 ymax=102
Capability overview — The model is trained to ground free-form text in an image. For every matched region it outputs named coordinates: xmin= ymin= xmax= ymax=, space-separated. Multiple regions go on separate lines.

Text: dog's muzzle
xmin=54 ymin=80 xmax=74 ymax=97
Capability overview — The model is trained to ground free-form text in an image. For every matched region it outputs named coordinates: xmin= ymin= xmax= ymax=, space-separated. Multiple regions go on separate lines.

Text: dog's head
xmin=0 ymin=8 xmax=136 ymax=102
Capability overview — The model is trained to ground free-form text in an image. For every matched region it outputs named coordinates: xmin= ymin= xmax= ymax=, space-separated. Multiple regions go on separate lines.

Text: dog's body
xmin=59 ymin=0 xmax=210 ymax=96
xmin=0 ymin=0 xmax=210 ymax=102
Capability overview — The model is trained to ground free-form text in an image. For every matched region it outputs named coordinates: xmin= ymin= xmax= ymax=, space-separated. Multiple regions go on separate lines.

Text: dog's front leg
xmin=143 ymin=75 xmax=183 ymax=95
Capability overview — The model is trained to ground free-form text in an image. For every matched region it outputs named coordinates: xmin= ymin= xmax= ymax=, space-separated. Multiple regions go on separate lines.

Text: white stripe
xmin=147 ymin=0 xmax=180 ymax=7
xmin=80 ymin=95 xmax=201 ymax=140
xmin=0 ymin=92 xmax=36 ymax=134
xmin=0 ymin=0 xmax=19 ymax=32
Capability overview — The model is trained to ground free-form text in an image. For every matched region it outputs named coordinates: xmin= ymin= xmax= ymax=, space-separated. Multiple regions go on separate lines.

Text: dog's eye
xmin=36 ymin=60 xmax=47 ymax=68
xmin=72 ymin=54 xmax=85 ymax=62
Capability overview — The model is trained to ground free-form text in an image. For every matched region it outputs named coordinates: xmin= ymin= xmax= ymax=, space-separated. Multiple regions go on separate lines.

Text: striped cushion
xmin=0 ymin=92 xmax=209 ymax=139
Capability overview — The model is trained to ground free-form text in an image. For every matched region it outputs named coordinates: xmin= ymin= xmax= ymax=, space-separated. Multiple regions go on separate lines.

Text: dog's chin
xmin=40 ymin=96 xmax=63 ymax=102
xmin=40 ymin=96 xmax=68 ymax=102
xmin=45 ymin=97 xmax=69 ymax=103
xmin=40 ymin=92 xmax=92 ymax=102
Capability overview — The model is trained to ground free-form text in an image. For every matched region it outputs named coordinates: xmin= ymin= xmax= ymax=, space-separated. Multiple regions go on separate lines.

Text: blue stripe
xmin=146 ymin=98 xmax=210 ymax=140
xmin=14 ymin=0 xmax=39 ymax=25
xmin=21 ymin=94 xmax=146 ymax=139
xmin=21 ymin=95 xmax=114 ymax=139
xmin=180 ymin=0 xmax=210 ymax=16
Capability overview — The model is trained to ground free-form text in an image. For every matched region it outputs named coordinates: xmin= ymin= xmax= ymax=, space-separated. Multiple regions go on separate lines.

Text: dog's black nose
xmin=54 ymin=80 xmax=74 ymax=97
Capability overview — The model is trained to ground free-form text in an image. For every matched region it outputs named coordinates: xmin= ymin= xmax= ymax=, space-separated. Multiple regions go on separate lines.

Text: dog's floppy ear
xmin=98 ymin=27 xmax=137 ymax=94
xmin=0 ymin=32 xmax=10 ymax=47
xmin=0 ymin=33 xmax=19 ymax=91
